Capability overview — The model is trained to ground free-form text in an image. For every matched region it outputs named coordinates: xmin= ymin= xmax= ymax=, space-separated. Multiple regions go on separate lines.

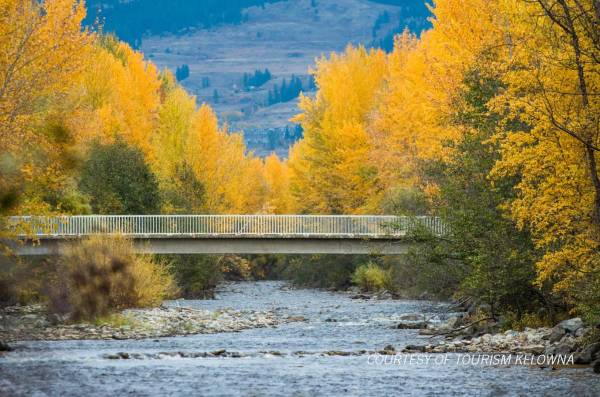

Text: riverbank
xmin=340 ymin=286 xmax=600 ymax=371
xmin=0 ymin=303 xmax=290 ymax=343
xmin=395 ymin=313 xmax=600 ymax=372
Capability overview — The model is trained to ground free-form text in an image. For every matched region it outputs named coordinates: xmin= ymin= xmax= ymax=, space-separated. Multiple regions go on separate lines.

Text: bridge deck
xmin=8 ymin=215 xmax=444 ymax=255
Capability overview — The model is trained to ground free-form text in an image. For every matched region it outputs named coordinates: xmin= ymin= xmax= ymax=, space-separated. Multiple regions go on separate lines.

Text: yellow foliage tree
xmin=186 ymin=105 xmax=266 ymax=214
xmin=0 ymin=0 xmax=90 ymax=150
xmin=0 ymin=0 xmax=91 ymax=215
xmin=489 ymin=0 xmax=600 ymax=315
xmin=263 ymin=153 xmax=292 ymax=214
xmin=289 ymin=46 xmax=387 ymax=214
xmin=44 ymin=33 xmax=266 ymax=215
xmin=372 ymin=0 xmax=510 ymax=195
xmin=65 ymin=35 xmax=161 ymax=159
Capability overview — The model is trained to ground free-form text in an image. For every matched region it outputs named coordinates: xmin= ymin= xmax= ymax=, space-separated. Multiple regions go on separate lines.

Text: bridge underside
xmin=15 ymin=237 xmax=411 ymax=256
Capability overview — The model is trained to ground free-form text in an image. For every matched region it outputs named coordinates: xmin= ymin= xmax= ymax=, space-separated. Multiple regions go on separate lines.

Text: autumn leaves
xmin=0 ymin=0 xmax=289 ymax=216
xmin=1 ymin=0 xmax=599 ymax=318
xmin=287 ymin=0 xmax=600 ymax=318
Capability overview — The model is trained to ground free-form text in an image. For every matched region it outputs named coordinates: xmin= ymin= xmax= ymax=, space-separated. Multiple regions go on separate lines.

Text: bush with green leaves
xmin=351 ymin=262 xmax=393 ymax=293
xmin=79 ymin=139 xmax=160 ymax=214
xmin=166 ymin=255 xmax=223 ymax=299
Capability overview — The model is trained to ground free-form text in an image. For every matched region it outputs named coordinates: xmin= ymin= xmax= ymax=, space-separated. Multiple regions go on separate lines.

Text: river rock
xmin=521 ymin=345 xmax=545 ymax=355
xmin=375 ymin=290 xmax=393 ymax=300
xmin=397 ymin=313 xmax=424 ymax=322
xmin=287 ymin=316 xmax=308 ymax=322
xmin=402 ymin=344 xmax=426 ymax=353
xmin=549 ymin=326 xmax=566 ymax=343
xmin=594 ymin=360 xmax=600 ymax=374
xmin=440 ymin=316 xmax=461 ymax=330
xmin=0 ymin=340 xmax=12 ymax=352
xmin=383 ymin=344 xmax=395 ymax=353
xmin=324 ymin=350 xmax=353 ymax=356
xmin=553 ymin=336 xmax=577 ymax=356
xmin=395 ymin=321 xmax=427 ymax=330
xmin=556 ymin=318 xmax=584 ymax=334
xmin=575 ymin=343 xmax=600 ymax=365
xmin=261 ymin=350 xmax=284 ymax=356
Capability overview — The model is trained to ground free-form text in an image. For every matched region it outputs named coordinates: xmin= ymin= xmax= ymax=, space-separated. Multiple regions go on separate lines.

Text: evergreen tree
xmin=175 ymin=64 xmax=190 ymax=81
xmin=242 ymin=68 xmax=272 ymax=88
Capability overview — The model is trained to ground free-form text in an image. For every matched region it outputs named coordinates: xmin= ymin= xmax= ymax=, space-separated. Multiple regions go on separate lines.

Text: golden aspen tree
xmin=0 ymin=0 xmax=90 ymax=150
xmin=185 ymin=105 xmax=266 ymax=214
xmin=289 ymin=46 xmax=387 ymax=214
xmin=0 ymin=0 xmax=91 ymax=215
xmin=372 ymin=0 xmax=509 ymax=197
xmin=66 ymin=37 xmax=161 ymax=159
xmin=489 ymin=0 xmax=600 ymax=317
xmin=263 ymin=153 xmax=292 ymax=214
xmin=153 ymin=84 xmax=196 ymax=180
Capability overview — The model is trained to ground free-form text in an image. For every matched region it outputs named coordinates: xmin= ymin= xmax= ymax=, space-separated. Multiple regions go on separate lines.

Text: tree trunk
xmin=585 ymin=145 xmax=600 ymax=228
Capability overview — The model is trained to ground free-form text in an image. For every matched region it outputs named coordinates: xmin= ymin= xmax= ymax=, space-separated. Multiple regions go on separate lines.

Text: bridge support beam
xmin=14 ymin=238 xmax=411 ymax=256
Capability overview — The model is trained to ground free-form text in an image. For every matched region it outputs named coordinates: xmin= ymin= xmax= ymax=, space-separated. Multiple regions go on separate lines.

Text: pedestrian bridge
xmin=8 ymin=215 xmax=445 ymax=255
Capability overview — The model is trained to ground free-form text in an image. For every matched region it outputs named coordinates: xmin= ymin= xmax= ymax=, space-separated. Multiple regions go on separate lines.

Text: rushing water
xmin=1 ymin=281 xmax=599 ymax=396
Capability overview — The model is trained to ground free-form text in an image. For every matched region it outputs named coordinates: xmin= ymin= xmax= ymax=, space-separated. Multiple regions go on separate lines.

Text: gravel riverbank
xmin=0 ymin=303 xmax=291 ymax=342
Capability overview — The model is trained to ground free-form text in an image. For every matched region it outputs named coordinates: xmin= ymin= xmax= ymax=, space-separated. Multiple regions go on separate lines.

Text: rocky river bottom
xmin=1 ymin=281 xmax=599 ymax=396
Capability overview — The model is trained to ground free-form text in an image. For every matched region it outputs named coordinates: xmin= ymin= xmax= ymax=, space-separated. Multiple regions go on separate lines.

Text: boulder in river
xmin=395 ymin=321 xmax=427 ymax=330
xmin=549 ymin=326 xmax=566 ymax=343
xmin=440 ymin=315 xmax=462 ymax=330
xmin=286 ymin=316 xmax=308 ymax=322
xmin=0 ymin=340 xmax=12 ymax=352
xmin=324 ymin=351 xmax=353 ymax=356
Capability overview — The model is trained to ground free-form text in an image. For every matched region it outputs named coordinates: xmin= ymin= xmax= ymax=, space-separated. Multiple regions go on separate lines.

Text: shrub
xmin=167 ymin=255 xmax=223 ymax=299
xmin=276 ymin=255 xmax=364 ymax=290
xmin=220 ymin=255 xmax=252 ymax=281
xmin=0 ymin=255 xmax=54 ymax=307
xmin=502 ymin=311 xmax=553 ymax=332
xmin=351 ymin=262 xmax=393 ymax=293
xmin=49 ymin=236 xmax=177 ymax=320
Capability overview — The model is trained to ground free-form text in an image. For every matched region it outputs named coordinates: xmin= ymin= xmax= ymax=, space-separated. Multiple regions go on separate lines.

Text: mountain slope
xmin=91 ymin=0 xmax=431 ymax=157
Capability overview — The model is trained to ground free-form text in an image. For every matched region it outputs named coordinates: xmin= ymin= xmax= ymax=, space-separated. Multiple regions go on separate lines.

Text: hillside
xmin=91 ymin=0 xmax=431 ymax=157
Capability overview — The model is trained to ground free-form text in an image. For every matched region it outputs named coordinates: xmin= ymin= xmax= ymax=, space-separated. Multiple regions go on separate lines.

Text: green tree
xmin=79 ymin=139 xmax=160 ymax=214
xmin=413 ymin=70 xmax=545 ymax=318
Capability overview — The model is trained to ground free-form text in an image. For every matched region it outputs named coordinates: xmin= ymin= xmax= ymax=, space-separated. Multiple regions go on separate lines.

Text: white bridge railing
xmin=9 ymin=215 xmax=445 ymax=238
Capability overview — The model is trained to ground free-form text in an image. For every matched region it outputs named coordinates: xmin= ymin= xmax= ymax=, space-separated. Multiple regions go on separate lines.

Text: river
xmin=1 ymin=281 xmax=599 ymax=396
